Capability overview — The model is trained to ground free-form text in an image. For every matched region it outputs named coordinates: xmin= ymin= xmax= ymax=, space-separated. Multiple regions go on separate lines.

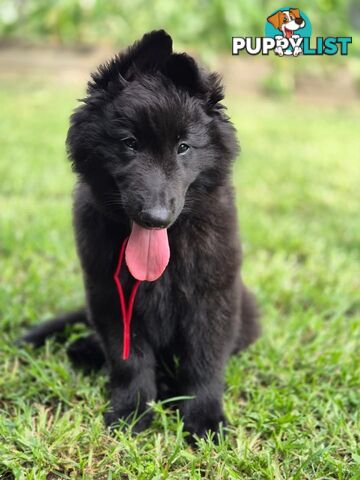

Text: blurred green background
xmin=0 ymin=0 xmax=359 ymax=49
xmin=0 ymin=1 xmax=359 ymax=478
xmin=1 ymin=0 xmax=360 ymax=95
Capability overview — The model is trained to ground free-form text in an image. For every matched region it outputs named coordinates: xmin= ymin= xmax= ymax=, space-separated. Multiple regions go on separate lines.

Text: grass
xmin=0 ymin=78 xmax=359 ymax=479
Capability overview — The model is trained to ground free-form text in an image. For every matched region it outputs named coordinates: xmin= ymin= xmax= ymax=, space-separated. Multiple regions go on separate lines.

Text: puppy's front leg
xmin=177 ymin=303 xmax=232 ymax=442
xmin=291 ymin=35 xmax=303 ymax=56
xmin=274 ymin=35 xmax=285 ymax=56
xmin=88 ymin=282 xmax=156 ymax=432
xmin=178 ymin=351 xmax=227 ymax=443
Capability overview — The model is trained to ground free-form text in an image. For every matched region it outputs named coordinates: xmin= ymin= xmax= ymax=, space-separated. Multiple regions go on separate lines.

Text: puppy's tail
xmin=19 ymin=308 xmax=87 ymax=347
xmin=233 ymin=285 xmax=261 ymax=354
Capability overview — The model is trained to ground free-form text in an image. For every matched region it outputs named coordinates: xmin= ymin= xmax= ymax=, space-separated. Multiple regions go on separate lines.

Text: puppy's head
xmin=267 ymin=8 xmax=305 ymax=38
xmin=67 ymin=30 xmax=238 ymax=228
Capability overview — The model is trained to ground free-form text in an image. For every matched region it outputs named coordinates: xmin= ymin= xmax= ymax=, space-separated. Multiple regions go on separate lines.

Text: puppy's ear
xmin=164 ymin=53 xmax=224 ymax=112
xmin=88 ymin=30 xmax=172 ymax=93
xmin=204 ymin=72 xmax=224 ymax=111
xmin=290 ymin=8 xmax=301 ymax=18
xmin=267 ymin=11 xmax=282 ymax=30
xmin=164 ymin=53 xmax=204 ymax=94
xmin=125 ymin=29 xmax=173 ymax=74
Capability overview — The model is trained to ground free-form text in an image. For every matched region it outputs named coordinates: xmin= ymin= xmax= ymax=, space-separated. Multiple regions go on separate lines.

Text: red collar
xmin=113 ymin=237 xmax=142 ymax=359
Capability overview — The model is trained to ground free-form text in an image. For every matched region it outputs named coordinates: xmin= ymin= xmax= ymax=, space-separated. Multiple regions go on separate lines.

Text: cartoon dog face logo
xmin=267 ymin=8 xmax=305 ymax=39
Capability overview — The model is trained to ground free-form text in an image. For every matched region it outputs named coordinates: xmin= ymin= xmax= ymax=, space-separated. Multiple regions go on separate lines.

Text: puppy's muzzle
xmin=139 ymin=207 xmax=172 ymax=229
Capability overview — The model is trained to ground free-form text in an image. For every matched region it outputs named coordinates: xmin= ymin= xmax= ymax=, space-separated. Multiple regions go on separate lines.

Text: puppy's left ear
xmin=205 ymin=72 xmax=224 ymax=111
xmin=164 ymin=53 xmax=224 ymax=113
xmin=164 ymin=53 xmax=203 ymax=94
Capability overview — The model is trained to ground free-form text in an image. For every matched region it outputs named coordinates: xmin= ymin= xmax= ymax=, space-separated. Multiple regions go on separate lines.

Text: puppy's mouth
xmin=125 ymin=222 xmax=170 ymax=282
xmin=284 ymin=27 xmax=293 ymax=39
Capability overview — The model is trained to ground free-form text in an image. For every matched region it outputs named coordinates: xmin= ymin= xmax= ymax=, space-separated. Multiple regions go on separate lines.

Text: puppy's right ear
xmin=267 ymin=11 xmax=282 ymax=30
xmin=88 ymin=30 xmax=173 ymax=94
xmin=126 ymin=29 xmax=173 ymax=74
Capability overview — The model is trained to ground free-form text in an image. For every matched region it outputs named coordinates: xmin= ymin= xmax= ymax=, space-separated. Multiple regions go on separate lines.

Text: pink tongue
xmin=125 ymin=223 xmax=170 ymax=281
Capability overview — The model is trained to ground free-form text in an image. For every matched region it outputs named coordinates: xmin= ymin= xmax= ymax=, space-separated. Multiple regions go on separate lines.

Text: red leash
xmin=113 ymin=237 xmax=142 ymax=360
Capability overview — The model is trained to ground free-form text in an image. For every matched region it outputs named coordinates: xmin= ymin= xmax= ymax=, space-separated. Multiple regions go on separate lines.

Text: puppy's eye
xmin=122 ymin=137 xmax=138 ymax=151
xmin=283 ymin=18 xmax=288 ymax=23
xmin=177 ymin=143 xmax=190 ymax=155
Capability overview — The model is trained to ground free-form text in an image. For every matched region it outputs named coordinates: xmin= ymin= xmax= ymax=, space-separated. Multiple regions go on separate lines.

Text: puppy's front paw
xmin=182 ymin=402 xmax=227 ymax=444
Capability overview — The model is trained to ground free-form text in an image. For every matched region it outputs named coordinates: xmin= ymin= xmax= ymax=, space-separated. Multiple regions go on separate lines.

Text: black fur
xmin=21 ymin=30 xmax=259 ymax=442
xmin=20 ymin=309 xmax=87 ymax=347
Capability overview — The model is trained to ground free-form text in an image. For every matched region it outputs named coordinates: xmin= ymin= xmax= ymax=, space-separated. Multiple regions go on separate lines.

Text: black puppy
xmin=22 ymin=30 xmax=259 ymax=441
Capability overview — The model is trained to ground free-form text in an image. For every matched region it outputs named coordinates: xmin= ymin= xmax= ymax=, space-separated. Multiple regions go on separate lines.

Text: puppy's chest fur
xmin=74 ymin=182 xmax=241 ymax=350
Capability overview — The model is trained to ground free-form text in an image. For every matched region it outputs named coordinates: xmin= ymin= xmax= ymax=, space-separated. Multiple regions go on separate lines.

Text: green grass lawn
xmin=0 ymin=79 xmax=359 ymax=479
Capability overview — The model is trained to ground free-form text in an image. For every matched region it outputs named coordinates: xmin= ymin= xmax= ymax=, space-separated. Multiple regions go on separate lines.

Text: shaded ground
xmin=0 ymin=42 xmax=359 ymax=105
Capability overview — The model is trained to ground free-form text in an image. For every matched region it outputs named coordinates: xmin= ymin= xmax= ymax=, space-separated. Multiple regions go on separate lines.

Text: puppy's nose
xmin=139 ymin=207 xmax=172 ymax=229
xmin=295 ymin=17 xmax=304 ymax=25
